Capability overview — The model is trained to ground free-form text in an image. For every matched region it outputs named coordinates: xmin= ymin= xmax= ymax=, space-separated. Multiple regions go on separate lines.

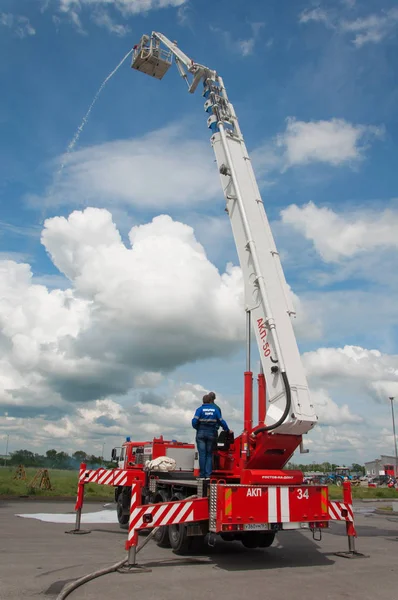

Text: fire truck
xmin=74 ymin=32 xmax=358 ymax=562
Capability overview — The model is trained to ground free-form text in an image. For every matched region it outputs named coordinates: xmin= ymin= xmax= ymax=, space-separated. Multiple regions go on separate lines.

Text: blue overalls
xmin=192 ymin=404 xmax=229 ymax=478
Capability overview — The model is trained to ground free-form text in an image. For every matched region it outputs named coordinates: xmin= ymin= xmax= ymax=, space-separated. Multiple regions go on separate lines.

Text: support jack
xmin=65 ymin=507 xmax=91 ymax=535
xmin=334 ymin=536 xmax=368 ymax=559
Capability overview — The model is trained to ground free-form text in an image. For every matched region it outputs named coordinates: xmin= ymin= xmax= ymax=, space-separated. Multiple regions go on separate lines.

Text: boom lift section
xmin=131 ymin=33 xmax=317 ymax=436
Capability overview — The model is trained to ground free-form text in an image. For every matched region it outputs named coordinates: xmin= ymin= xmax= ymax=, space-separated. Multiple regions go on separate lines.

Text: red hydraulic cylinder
xmin=244 ymin=371 xmax=253 ymax=432
xmin=257 ymin=373 xmax=266 ymax=427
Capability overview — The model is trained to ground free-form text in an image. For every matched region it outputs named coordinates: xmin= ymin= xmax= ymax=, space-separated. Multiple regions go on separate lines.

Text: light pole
xmin=101 ymin=442 xmax=105 ymax=466
xmin=4 ymin=434 xmax=9 ymax=467
xmin=389 ymin=397 xmax=398 ymax=477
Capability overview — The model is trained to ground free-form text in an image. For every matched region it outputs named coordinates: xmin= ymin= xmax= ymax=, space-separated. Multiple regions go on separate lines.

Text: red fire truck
xmin=74 ymin=31 xmax=359 ymax=563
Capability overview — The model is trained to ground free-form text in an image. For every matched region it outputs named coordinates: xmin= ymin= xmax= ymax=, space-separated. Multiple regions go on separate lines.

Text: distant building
xmin=365 ymin=455 xmax=397 ymax=477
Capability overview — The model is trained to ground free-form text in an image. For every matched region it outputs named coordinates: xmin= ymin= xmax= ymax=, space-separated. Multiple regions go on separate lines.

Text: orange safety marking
xmin=225 ymin=488 xmax=233 ymax=515
xmin=321 ymin=487 xmax=328 ymax=515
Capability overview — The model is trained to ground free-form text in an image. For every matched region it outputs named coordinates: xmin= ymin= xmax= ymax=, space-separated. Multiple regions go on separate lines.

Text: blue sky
xmin=1 ymin=0 xmax=398 ymax=465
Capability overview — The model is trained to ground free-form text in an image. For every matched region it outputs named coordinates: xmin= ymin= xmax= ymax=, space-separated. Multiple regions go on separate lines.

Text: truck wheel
xmin=257 ymin=532 xmax=275 ymax=548
xmin=117 ymin=494 xmax=129 ymax=527
xmin=241 ymin=532 xmax=275 ymax=549
xmin=169 ymin=523 xmax=192 ymax=554
xmin=153 ymin=491 xmax=171 ymax=548
xmin=335 ymin=477 xmax=343 ymax=487
xmin=241 ymin=532 xmax=261 ymax=548
xmin=168 ymin=493 xmax=192 ymax=555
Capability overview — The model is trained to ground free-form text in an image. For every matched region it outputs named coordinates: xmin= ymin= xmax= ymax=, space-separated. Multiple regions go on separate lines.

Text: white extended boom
xmin=131 ymin=33 xmax=318 ymax=436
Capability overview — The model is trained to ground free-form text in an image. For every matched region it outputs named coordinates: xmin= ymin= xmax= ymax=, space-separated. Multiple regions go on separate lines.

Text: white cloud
xmin=276 ymin=118 xmax=383 ymax=168
xmin=37 ymin=125 xmax=220 ymax=210
xmin=91 ymin=9 xmax=129 ymax=35
xmin=53 ymin=1 xmax=187 ymax=34
xmin=281 ymin=201 xmax=398 ymax=263
xmin=340 ymin=8 xmax=398 ymax=47
xmin=341 ymin=0 xmax=356 ymax=8
xmin=299 ymin=8 xmax=333 ymax=27
xmin=0 ymin=208 xmax=245 ymax=424
xmin=299 ymin=4 xmax=398 ymax=48
xmin=0 ymin=381 xmax=242 ymax=454
xmin=289 ymin=286 xmax=323 ymax=341
xmin=307 ymin=424 xmax=369 ymax=458
xmin=177 ymin=3 xmax=191 ymax=26
xmin=38 ymin=118 xmax=381 ymax=214
xmin=0 ymin=13 xmax=36 ymax=38
xmin=311 ymin=388 xmax=363 ymax=425
xmin=58 ymin=0 xmax=186 ymax=14
xmin=303 ymin=345 xmax=398 ymax=402
xmin=210 ymin=22 xmax=265 ymax=58
xmin=252 ymin=118 xmax=383 ymax=179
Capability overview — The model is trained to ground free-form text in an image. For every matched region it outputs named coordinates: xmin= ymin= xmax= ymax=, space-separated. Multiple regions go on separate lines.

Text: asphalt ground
xmin=1 ymin=500 xmax=398 ymax=600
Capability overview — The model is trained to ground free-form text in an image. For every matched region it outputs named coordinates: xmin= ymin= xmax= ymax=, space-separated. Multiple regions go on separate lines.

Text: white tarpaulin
xmin=16 ymin=509 xmax=118 ymax=524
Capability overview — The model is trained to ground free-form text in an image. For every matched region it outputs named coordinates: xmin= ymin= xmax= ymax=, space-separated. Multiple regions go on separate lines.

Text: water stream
xmin=56 ymin=47 xmax=134 ymax=177
xmin=39 ymin=47 xmax=134 ymax=228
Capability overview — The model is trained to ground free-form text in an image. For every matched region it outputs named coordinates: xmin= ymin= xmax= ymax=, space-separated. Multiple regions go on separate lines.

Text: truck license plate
xmin=244 ymin=523 xmax=268 ymax=531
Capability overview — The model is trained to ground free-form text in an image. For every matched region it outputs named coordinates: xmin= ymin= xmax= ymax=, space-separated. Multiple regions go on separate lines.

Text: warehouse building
xmin=365 ymin=455 xmax=397 ymax=477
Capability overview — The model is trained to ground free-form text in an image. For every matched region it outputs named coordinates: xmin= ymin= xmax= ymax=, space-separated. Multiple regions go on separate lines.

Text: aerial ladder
xmin=70 ymin=33 xmax=360 ymax=563
xmin=131 ymin=32 xmax=317 ymax=440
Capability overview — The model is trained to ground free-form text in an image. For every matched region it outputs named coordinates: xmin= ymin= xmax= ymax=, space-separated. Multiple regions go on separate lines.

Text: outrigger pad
xmin=334 ymin=551 xmax=369 ymax=559
xmin=117 ymin=564 xmax=152 ymax=574
xmin=64 ymin=529 xmax=91 ymax=535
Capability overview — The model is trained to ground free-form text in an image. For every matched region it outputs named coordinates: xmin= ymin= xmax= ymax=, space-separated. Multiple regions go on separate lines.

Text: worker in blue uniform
xmin=192 ymin=394 xmax=231 ymax=479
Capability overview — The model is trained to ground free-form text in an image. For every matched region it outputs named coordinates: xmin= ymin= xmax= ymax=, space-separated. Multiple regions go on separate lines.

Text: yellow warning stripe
xmin=225 ymin=488 xmax=233 ymax=515
xmin=321 ymin=487 xmax=328 ymax=515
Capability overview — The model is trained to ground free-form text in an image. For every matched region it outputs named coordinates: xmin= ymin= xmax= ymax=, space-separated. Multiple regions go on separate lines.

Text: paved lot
xmin=1 ymin=500 xmax=398 ymax=600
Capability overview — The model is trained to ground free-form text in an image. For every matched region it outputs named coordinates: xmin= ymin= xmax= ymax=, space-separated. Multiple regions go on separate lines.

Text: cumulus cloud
xmin=36 ymin=119 xmax=381 ymax=213
xmin=252 ymin=118 xmax=382 ymax=178
xmin=307 ymin=424 xmax=369 ymax=458
xmin=280 ymin=201 xmax=398 ymax=262
xmin=311 ymin=388 xmax=362 ymax=425
xmin=276 ymin=118 xmax=383 ymax=168
xmin=0 ymin=208 xmax=244 ymax=423
xmin=36 ymin=125 xmax=220 ymax=209
xmin=0 ymin=13 xmax=36 ymax=38
xmin=303 ymin=345 xmax=398 ymax=402
xmin=0 ymin=382 xmax=242 ymax=454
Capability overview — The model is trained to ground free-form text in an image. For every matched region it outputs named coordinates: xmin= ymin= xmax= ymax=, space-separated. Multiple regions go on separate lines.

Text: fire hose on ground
xmin=56 ymin=526 xmax=160 ymax=600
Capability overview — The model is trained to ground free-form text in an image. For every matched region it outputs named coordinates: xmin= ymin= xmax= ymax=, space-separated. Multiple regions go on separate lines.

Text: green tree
xmin=351 ymin=463 xmax=365 ymax=476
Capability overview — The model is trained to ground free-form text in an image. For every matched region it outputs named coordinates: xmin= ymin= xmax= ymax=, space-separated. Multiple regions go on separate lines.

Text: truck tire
xmin=257 ymin=532 xmax=275 ymax=548
xmin=168 ymin=492 xmax=192 ymax=555
xmin=241 ymin=531 xmax=275 ymax=549
xmin=169 ymin=523 xmax=192 ymax=554
xmin=117 ymin=493 xmax=129 ymax=527
xmin=335 ymin=477 xmax=343 ymax=487
xmin=153 ymin=491 xmax=171 ymax=548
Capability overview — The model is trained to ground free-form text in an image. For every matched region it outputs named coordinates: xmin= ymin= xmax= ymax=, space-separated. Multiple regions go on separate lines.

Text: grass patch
xmin=0 ymin=467 xmax=114 ymax=500
xmin=1 ymin=467 xmax=397 ymax=501
xmin=328 ymin=484 xmax=398 ymax=500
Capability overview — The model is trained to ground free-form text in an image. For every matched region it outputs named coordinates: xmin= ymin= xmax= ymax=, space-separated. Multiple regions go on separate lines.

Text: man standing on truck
xmin=208 ymin=391 xmax=222 ymax=416
xmin=192 ymin=394 xmax=230 ymax=479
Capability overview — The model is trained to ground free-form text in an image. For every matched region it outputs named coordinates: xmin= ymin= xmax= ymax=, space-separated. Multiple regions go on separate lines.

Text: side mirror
xmin=111 ymin=448 xmax=119 ymax=462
